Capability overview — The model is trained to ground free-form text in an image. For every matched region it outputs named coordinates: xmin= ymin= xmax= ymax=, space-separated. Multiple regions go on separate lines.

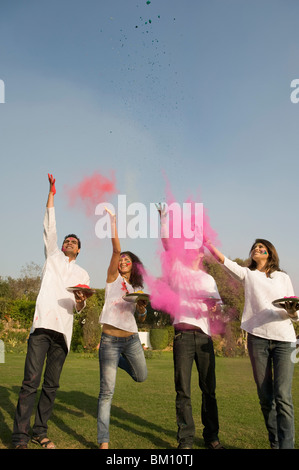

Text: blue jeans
xmin=247 ymin=333 xmax=295 ymax=449
xmin=12 ymin=328 xmax=68 ymax=446
xmin=173 ymin=329 xmax=219 ymax=448
xmin=97 ymin=332 xmax=147 ymax=444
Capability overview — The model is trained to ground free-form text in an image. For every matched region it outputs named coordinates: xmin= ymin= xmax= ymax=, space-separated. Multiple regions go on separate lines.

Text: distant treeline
xmin=2 ymin=257 xmax=289 ymax=356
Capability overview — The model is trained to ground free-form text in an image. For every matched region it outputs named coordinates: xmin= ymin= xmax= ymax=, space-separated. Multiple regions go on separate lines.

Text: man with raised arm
xmin=12 ymin=174 xmax=90 ymax=449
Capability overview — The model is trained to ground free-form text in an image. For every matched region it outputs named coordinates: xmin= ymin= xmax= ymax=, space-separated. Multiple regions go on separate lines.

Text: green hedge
xmin=71 ymin=295 xmax=102 ymax=352
xmin=149 ymin=328 xmax=169 ymax=350
xmin=0 ymin=298 xmax=35 ymax=328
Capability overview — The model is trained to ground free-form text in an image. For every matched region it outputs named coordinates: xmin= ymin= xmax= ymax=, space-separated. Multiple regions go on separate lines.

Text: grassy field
xmin=1 ymin=351 xmax=299 ymax=450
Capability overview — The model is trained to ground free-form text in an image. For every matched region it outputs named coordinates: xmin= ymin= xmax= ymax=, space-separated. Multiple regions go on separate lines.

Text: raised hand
xmin=48 ymin=173 xmax=56 ymax=195
xmin=104 ymin=206 xmax=116 ymax=219
xmin=155 ymin=202 xmax=167 ymax=219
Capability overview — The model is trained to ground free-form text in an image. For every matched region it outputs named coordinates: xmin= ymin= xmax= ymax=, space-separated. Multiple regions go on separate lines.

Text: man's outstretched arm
xmin=44 ymin=173 xmax=58 ymax=257
xmin=46 ymin=173 xmax=56 ymax=208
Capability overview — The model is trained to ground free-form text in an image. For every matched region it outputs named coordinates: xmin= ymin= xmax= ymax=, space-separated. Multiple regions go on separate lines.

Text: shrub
xmin=13 ymin=299 xmax=36 ymax=327
xmin=82 ymin=305 xmax=101 ymax=351
xmin=0 ymin=298 xmax=15 ymax=321
xmin=1 ymin=330 xmax=29 ymax=353
xmin=149 ymin=328 xmax=169 ymax=350
xmin=0 ymin=298 xmax=35 ymax=328
xmin=71 ymin=316 xmax=84 ymax=352
xmin=165 ymin=325 xmax=174 ymax=346
xmin=71 ymin=294 xmax=102 ymax=352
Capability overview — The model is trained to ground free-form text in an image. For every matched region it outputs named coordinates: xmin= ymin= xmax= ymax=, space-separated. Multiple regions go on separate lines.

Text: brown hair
xmin=248 ymin=238 xmax=282 ymax=277
xmin=120 ymin=251 xmax=144 ymax=289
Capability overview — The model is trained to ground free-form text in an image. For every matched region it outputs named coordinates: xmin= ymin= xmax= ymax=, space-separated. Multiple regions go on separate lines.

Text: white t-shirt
xmin=99 ymin=274 xmax=141 ymax=333
xmin=224 ymin=257 xmax=297 ymax=342
xmin=170 ymin=259 xmax=222 ymax=336
xmin=31 ymin=207 xmax=90 ymax=351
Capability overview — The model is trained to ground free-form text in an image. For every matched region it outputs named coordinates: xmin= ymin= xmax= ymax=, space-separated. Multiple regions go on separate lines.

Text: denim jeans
xmin=97 ymin=332 xmax=147 ymax=444
xmin=247 ymin=333 xmax=295 ymax=449
xmin=173 ymin=329 xmax=219 ymax=448
xmin=12 ymin=328 xmax=68 ymax=446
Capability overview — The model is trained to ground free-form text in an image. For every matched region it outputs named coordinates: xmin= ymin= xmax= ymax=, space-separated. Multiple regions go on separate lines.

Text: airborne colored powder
xmin=143 ymin=183 xmax=224 ymax=335
xmin=64 ymin=171 xmax=117 ymax=216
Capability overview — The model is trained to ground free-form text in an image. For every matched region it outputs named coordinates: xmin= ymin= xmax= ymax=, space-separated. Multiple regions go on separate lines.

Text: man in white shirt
xmin=155 ymin=204 xmax=224 ymax=450
xmin=12 ymin=174 xmax=90 ymax=449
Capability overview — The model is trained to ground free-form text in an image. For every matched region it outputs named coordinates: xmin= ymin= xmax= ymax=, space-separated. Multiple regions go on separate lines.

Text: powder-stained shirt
xmin=224 ymin=257 xmax=297 ymax=342
xmin=170 ymin=259 xmax=222 ymax=336
xmin=99 ymin=274 xmax=141 ymax=332
xmin=30 ymin=207 xmax=90 ymax=351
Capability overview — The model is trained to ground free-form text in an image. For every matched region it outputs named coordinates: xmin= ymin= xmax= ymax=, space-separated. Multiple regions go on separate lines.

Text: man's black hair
xmin=63 ymin=234 xmax=81 ymax=249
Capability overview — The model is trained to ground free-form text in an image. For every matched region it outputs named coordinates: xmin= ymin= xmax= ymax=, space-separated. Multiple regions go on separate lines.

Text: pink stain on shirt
xmin=121 ymin=280 xmax=129 ymax=293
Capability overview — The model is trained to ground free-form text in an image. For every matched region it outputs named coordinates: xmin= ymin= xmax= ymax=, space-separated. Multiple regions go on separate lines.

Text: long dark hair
xmin=120 ymin=251 xmax=144 ymax=289
xmin=248 ymin=238 xmax=282 ymax=277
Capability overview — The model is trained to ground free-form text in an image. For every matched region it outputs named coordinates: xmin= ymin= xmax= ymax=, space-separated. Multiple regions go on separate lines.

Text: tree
xmin=0 ymin=277 xmax=10 ymax=298
xmin=204 ymin=256 xmax=246 ymax=321
xmin=3 ymin=262 xmax=42 ymax=301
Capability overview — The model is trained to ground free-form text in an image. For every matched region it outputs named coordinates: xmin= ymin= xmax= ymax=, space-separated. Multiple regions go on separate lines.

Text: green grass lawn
xmin=1 ymin=351 xmax=299 ymax=449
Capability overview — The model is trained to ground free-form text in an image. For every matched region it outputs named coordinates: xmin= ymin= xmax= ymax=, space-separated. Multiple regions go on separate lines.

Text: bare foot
xmin=99 ymin=442 xmax=109 ymax=449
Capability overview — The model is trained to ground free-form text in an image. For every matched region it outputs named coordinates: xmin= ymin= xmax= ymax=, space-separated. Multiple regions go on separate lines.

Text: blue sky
xmin=1 ymin=0 xmax=299 ymax=292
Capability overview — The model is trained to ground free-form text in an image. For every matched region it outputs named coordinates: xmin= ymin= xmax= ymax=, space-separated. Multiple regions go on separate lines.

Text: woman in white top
xmin=97 ymin=209 xmax=148 ymax=449
xmin=204 ymin=237 xmax=298 ymax=449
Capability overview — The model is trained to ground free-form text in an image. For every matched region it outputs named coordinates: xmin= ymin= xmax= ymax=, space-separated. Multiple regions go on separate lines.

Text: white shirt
xmin=99 ymin=274 xmax=140 ymax=333
xmin=224 ymin=257 xmax=297 ymax=342
xmin=170 ymin=259 xmax=222 ymax=336
xmin=30 ymin=207 xmax=90 ymax=351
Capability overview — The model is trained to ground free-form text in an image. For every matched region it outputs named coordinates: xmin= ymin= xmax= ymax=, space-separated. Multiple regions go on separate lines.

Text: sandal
xmin=206 ymin=440 xmax=225 ymax=449
xmin=32 ymin=436 xmax=56 ymax=449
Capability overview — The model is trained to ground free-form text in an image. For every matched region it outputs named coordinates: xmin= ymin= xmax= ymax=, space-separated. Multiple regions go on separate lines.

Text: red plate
xmin=67 ymin=285 xmax=96 ymax=298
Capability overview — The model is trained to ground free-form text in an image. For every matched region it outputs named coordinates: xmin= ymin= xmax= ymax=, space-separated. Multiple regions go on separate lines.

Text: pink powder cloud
xmin=64 ymin=171 xmax=117 ymax=216
xmin=143 ymin=182 xmax=223 ymax=333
